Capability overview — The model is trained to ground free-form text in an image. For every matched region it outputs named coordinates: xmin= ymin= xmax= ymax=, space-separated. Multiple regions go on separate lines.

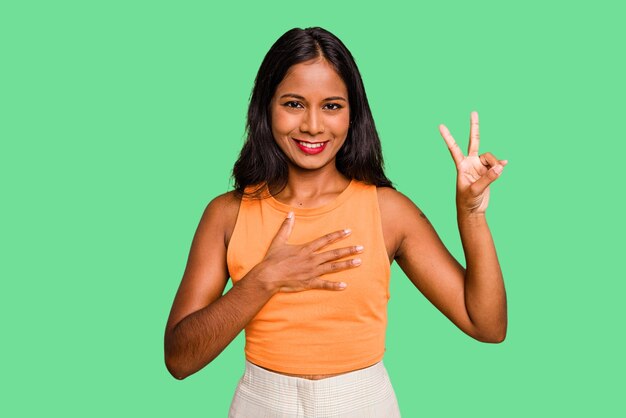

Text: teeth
xmin=298 ymin=141 xmax=325 ymax=149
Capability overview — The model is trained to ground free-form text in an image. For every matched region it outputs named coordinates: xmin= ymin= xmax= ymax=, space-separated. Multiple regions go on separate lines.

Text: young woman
xmin=164 ymin=27 xmax=507 ymax=417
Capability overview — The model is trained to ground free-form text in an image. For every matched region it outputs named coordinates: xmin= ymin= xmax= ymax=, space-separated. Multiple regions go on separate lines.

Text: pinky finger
xmin=311 ymin=279 xmax=348 ymax=291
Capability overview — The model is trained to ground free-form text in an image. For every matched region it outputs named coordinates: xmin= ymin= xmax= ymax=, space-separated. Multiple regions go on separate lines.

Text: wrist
xmin=246 ymin=262 xmax=279 ymax=296
xmin=457 ymin=210 xmax=487 ymax=226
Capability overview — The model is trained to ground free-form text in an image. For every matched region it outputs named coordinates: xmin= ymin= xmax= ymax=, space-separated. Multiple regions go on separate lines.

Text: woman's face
xmin=270 ymin=58 xmax=350 ymax=172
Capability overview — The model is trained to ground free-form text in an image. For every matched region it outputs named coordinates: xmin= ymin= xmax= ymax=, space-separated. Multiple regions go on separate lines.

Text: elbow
xmin=164 ymin=336 xmax=184 ymax=380
xmin=471 ymin=323 xmax=507 ymax=344
xmin=163 ymin=327 xmax=221 ymax=379
xmin=164 ymin=338 xmax=193 ymax=380
xmin=165 ymin=354 xmax=190 ymax=380
xmin=482 ymin=332 xmax=506 ymax=344
xmin=469 ymin=312 xmax=507 ymax=343
xmin=478 ymin=328 xmax=507 ymax=344
xmin=165 ymin=352 xmax=205 ymax=380
xmin=164 ymin=340 xmax=217 ymax=380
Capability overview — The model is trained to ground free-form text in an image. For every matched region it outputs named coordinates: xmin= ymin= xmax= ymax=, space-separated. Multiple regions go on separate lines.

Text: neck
xmin=273 ymin=164 xmax=350 ymax=206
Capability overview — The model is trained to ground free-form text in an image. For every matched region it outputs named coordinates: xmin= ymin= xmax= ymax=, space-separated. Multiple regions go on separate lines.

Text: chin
xmin=288 ymin=157 xmax=335 ymax=172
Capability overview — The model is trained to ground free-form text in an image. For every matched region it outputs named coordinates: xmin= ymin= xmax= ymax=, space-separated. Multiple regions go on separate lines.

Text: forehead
xmin=275 ymin=58 xmax=348 ymax=97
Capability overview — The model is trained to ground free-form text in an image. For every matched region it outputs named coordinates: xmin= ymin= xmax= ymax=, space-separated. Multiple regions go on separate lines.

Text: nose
xmin=299 ymin=108 xmax=325 ymax=135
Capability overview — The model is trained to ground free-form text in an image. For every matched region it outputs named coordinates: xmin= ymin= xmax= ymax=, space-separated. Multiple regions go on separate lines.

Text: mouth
xmin=291 ymin=138 xmax=329 ymax=155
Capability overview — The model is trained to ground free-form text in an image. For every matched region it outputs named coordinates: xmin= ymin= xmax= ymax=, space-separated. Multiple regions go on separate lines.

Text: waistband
xmin=243 ymin=359 xmax=386 ymax=390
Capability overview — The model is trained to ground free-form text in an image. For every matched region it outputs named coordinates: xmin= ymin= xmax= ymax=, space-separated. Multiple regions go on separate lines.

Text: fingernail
xmin=344 ymin=228 xmax=351 ymax=235
xmin=287 ymin=211 xmax=294 ymax=219
xmin=356 ymin=245 xmax=364 ymax=252
xmin=338 ymin=282 xmax=348 ymax=289
xmin=352 ymin=258 xmax=362 ymax=266
xmin=494 ymin=165 xmax=503 ymax=174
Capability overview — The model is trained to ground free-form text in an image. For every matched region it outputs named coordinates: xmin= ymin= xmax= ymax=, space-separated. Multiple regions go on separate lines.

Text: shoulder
xmin=200 ymin=191 xmax=242 ymax=248
xmin=206 ymin=190 xmax=241 ymax=213
xmin=375 ymin=186 xmax=427 ymax=259
xmin=376 ymin=186 xmax=423 ymax=216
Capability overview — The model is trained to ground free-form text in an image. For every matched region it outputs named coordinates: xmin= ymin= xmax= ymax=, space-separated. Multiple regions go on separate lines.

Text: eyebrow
xmin=279 ymin=93 xmax=347 ymax=102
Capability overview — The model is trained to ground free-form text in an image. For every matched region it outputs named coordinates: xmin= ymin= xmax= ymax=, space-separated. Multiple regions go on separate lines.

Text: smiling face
xmin=270 ymin=58 xmax=350 ymax=172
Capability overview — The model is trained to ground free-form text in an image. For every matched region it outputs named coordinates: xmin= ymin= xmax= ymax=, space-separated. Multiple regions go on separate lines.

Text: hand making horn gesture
xmin=439 ymin=111 xmax=508 ymax=214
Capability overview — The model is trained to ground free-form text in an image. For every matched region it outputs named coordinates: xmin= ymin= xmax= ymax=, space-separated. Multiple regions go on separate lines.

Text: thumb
xmin=270 ymin=211 xmax=294 ymax=247
xmin=470 ymin=164 xmax=504 ymax=196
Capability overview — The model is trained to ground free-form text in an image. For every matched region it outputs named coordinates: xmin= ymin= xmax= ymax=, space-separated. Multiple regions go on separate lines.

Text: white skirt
xmin=228 ymin=359 xmax=401 ymax=417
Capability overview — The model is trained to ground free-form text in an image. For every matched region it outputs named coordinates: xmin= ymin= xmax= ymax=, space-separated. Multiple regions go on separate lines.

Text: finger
xmin=309 ymin=278 xmax=348 ymax=291
xmin=306 ymin=228 xmax=352 ymax=252
xmin=479 ymin=153 xmax=509 ymax=173
xmin=468 ymin=111 xmax=480 ymax=156
xmin=270 ymin=211 xmax=294 ymax=246
xmin=439 ymin=124 xmax=464 ymax=167
xmin=469 ymin=164 xmax=504 ymax=196
xmin=479 ymin=152 xmax=499 ymax=168
xmin=319 ymin=257 xmax=362 ymax=275
xmin=317 ymin=245 xmax=364 ymax=264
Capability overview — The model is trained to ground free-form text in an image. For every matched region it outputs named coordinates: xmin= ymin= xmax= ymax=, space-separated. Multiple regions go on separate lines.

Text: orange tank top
xmin=226 ymin=179 xmax=391 ymax=375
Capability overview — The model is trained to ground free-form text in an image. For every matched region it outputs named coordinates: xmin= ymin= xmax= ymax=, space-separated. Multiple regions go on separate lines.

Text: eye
xmin=283 ymin=101 xmax=303 ymax=109
xmin=324 ymin=103 xmax=343 ymax=110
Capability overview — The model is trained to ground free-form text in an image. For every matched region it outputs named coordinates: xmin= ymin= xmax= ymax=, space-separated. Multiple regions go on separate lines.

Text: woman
xmin=164 ymin=27 xmax=507 ymax=417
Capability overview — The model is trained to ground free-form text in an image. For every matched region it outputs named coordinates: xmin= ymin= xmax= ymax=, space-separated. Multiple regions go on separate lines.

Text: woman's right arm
xmin=164 ymin=193 xmax=362 ymax=380
xmin=164 ymin=192 xmax=246 ymax=380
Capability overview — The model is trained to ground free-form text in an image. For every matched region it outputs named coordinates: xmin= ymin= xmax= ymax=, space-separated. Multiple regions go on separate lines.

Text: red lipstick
xmin=292 ymin=139 xmax=328 ymax=155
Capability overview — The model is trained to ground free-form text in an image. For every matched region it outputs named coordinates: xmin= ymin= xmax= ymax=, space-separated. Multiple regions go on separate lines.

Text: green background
xmin=2 ymin=1 xmax=624 ymax=416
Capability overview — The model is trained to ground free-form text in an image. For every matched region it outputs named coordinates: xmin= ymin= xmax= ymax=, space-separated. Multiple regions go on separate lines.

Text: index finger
xmin=306 ymin=229 xmax=352 ymax=252
xmin=468 ymin=111 xmax=480 ymax=156
xmin=439 ymin=124 xmax=464 ymax=166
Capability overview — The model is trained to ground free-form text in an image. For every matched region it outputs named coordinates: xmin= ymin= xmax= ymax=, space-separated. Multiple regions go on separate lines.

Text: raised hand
xmin=439 ymin=111 xmax=508 ymax=214
xmin=254 ymin=212 xmax=363 ymax=293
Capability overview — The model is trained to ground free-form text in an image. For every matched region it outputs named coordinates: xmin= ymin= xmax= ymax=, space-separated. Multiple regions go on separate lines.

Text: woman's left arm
xmin=383 ymin=111 xmax=507 ymax=343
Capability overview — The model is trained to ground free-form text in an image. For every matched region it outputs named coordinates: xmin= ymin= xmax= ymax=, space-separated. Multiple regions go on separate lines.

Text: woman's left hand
xmin=439 ymin=111 xmax=507 ymax=215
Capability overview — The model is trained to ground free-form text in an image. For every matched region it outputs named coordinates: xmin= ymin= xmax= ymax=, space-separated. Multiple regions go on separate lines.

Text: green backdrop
xmin=2 ymin=1 xmax=624 ymax=417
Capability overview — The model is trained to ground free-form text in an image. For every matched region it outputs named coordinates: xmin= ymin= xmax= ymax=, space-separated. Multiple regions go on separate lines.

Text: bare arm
xmin=163 ymin=192 xmax=245 ymax=380
xmin=379 ymin=188 xmax=506 ymax=343
xmin=165 ymin=265 xmax=275 ymax=380
xmin=379 ymin=112 xmax=507 ymax=343
xmin=439 ymin=111 xmax=507 ymax=341
xmin=164 ymin=196 xmax=363 ymax=380
xmin=457 ymin=212 xmax=506 ymax=342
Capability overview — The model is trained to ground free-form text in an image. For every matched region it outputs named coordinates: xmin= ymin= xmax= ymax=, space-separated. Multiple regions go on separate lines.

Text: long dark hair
xmin=232 ymin=27 xmax=393 ymax=196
